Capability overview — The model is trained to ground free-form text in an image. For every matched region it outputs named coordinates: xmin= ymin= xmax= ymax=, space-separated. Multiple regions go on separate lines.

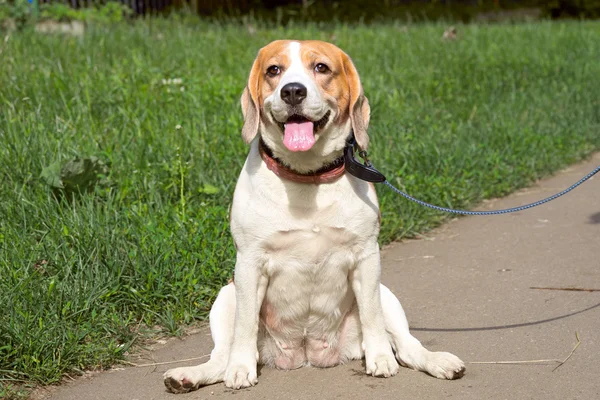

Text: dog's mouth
xmin=272 ymin=111 xmax=331 ymax=152
xmin=276 ymin=111 xmax=331 ymax=133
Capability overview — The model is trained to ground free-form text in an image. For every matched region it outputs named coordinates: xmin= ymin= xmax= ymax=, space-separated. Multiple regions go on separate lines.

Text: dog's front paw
xmin=365 ymin=352 xmax=399 ymax=378
xmin=163 ymin=366 xmax=201 ymax=394
xmin=224 ymin=354 xmax=258 ymax=389
xmin=424 ymin=351 xmax=465 ymax=380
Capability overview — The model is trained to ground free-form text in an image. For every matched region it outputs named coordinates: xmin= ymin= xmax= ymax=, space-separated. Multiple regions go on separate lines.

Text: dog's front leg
xmin=351 ymin=245 xmax=399 ymax=377
xmin=224 ymin=252 xmax=267 ymax=389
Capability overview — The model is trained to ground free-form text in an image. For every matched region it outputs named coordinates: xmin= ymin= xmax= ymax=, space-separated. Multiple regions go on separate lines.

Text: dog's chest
xmin=232 ymin=170 xmax=377 ymax=275
xmin=231 ymin=151 xmax=380 ymax=335
xmin=259 ymin=212 xmax=359 ymax=334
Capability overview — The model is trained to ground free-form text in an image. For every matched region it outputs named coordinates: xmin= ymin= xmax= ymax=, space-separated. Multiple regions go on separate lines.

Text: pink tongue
xmin=283 ymin=122 xmax=315 ymax=152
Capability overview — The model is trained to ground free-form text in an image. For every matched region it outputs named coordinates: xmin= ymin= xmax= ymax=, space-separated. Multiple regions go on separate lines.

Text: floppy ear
xmin=342 ymin=53 xmax=370 ymax=150
xmin=240 ymin=55 xmax=262 ymax=144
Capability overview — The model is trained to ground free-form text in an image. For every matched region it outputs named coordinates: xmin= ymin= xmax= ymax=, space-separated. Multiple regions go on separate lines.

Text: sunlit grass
xmin=1 ymin=18 xmax=599 ymax=390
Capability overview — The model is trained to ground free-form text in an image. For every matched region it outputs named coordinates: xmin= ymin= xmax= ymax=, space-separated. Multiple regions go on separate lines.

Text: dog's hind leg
xmin=163 ymin=283 xmax=235 ymax=393
xmin=380 ymin=284 xmax=465 ymax=380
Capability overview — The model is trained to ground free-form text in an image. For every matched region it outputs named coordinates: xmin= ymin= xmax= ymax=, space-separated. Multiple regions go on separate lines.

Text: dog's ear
xmin=342 ymin=53 xmax=370 ymax=150
xmin=240 ymin=55 xmax=262 ymax=144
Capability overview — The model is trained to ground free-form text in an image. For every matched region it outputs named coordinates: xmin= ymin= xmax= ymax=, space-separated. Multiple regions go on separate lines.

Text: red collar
xmin=258 ymin=141 xmax=345 ymax=184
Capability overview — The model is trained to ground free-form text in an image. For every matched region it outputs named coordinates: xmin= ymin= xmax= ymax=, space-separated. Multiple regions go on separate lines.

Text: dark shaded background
xmin=41 ymin=0 xmax=600 ymax=21
xmin=179 ymin=0 xmax=600 ymax=21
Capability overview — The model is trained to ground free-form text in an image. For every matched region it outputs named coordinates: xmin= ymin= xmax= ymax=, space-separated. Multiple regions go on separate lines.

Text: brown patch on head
xmin=299 ymin=40 xmax=370 ymax=149
xmin=241 ymin=40 xmax=370 ymax=148
xmin=299 ymin=41 xmax=346 ymax=108
xmin=241 ymin=40 xmax=291 ymax=143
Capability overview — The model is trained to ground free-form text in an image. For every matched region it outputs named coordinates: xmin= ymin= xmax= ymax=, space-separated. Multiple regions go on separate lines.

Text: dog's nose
xmin=280 ymin=82 xmax=307 ymax=106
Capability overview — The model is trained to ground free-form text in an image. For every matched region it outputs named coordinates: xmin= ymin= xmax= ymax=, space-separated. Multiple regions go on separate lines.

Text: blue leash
xmin=343 ymin=135 xmax=599 ymax=216
xmin=382 ymin=167 xmax=600 ymax=216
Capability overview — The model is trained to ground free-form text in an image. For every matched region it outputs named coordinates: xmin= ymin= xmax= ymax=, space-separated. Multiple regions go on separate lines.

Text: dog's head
xmin=241 ymin=40 xmax=370 ymax=173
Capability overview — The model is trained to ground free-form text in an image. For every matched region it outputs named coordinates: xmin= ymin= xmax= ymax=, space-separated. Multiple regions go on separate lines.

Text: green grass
xmin=1 ymin=18 xmax=599 ymax=392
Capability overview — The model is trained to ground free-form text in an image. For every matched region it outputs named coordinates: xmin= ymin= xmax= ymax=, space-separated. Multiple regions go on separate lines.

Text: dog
xmin=163 ymin=40 xmax=465 ymax=393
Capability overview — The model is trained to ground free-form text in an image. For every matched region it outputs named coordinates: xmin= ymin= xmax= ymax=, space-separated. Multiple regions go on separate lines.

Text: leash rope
xmin=344 ymin=134 xmax=599 ymax=215
xmin=381 ymin=165 xmax=600 ymax=216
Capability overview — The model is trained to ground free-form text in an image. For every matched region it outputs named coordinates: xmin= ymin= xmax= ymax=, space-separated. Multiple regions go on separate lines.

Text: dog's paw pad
xmin=163 ymin=368 xmax=200 ymax=393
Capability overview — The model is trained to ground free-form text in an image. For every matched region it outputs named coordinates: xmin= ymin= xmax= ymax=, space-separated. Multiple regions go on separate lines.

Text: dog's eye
xmin=266 ymin=65 xmax=281 ymax=77
xmin=314 ymin=63 xmax=330 ymax=74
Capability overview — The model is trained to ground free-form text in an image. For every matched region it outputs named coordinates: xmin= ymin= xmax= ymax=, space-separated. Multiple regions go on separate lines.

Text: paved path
xmin=38 ymin=153 xmax=600 ymax=400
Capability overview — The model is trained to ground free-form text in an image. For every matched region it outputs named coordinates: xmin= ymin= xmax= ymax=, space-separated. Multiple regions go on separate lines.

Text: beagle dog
xmin=163 ymin=40 xmax=465 ymax=393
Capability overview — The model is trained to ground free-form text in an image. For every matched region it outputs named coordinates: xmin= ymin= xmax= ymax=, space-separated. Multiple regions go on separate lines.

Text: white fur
xmin=163 ymin=42 xmax=465 ymax=394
